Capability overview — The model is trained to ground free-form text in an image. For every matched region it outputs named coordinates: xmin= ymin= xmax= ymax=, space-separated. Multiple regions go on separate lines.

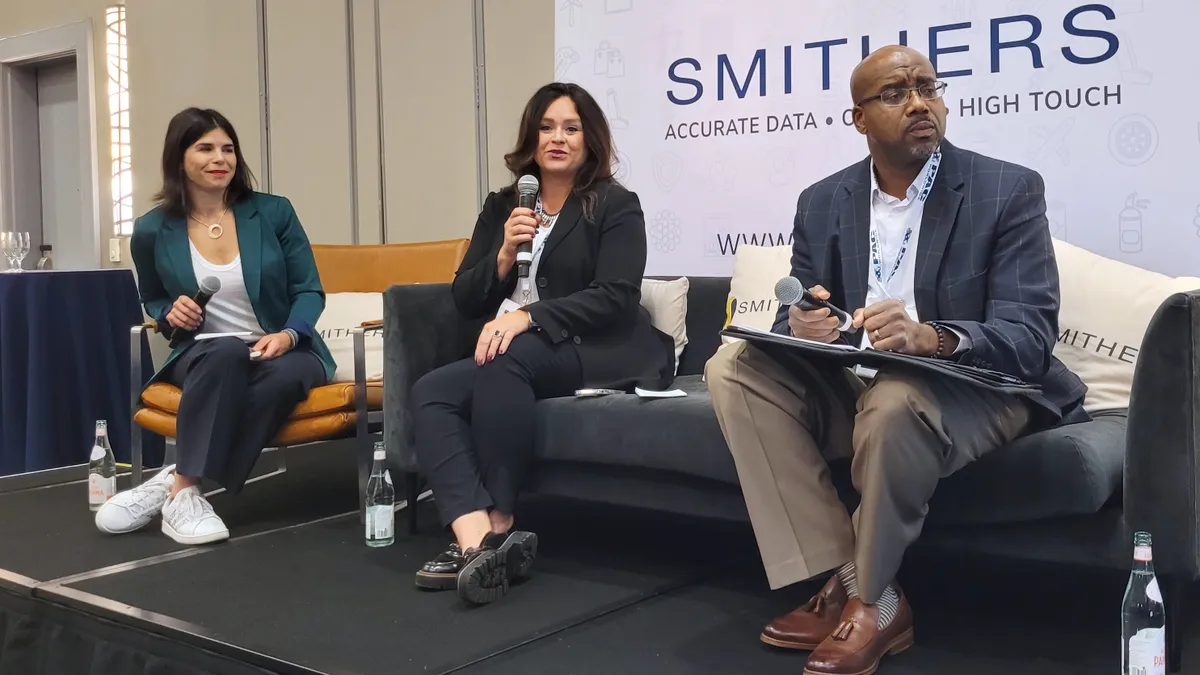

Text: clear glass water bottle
xmin=365 ymin=441 xmax=395 ymax=547
xmin=88 ymin=420 xmax=117 ymax=511
xmin=1122 ymin=531 xmax=1167 ymax=675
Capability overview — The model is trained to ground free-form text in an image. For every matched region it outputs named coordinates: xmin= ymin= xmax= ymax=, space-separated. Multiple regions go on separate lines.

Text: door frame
xmin=0 ymin=20 xmax=100 ymax=268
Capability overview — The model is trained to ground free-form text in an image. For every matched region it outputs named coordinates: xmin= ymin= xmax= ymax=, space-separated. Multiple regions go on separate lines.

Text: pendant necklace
xmin=191 ymin=207 xmax=228 ymax=239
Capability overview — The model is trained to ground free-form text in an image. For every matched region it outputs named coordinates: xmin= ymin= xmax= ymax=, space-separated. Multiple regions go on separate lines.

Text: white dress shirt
xmin=860 ymin=150 xmax=970 ymax=355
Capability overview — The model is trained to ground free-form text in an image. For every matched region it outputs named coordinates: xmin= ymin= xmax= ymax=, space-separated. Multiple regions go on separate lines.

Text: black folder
xmin=720 ymin=324 xmax=1042 ymax=396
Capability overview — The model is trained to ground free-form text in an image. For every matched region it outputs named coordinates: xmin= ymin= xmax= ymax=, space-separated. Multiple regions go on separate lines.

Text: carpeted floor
xmin=6 ymin=459 xmax=1196 ymax=675
xmin=0 ymin=446 xmax=360 ymax=582
xmin=66 ymin=498 xmax=753 ymax=675
xmin=459 ymin=550 xmax=1198 ymax=675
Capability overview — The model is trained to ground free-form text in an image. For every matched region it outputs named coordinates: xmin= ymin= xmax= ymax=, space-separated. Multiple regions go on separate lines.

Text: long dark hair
xmin=153 ymin=107 xmax=256 ymax=218
xmin=503 ymin=83 xmax=616 ymax=220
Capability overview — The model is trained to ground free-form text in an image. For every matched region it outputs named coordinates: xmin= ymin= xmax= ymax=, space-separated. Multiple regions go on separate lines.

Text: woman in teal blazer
xmin=95 ymin=108 xmax=334 ymax=546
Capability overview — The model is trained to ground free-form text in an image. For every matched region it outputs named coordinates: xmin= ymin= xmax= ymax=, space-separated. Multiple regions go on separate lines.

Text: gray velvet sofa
xmin=383 ymin=277 xmax=1199 ymax=671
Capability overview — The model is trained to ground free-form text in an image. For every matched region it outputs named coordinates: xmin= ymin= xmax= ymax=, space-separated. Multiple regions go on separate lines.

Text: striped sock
xmin=836 ymin=563 xmax=900 ymax=629
xmin=876 ymin=584 xmax=901 ymax=630
xmin=835 ymin=562 xmax=859 ymax=598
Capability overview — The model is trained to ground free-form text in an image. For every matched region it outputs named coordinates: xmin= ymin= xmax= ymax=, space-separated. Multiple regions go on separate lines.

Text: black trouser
xmin=411 ymin=331 xmax=583 ymax=527
xmin=164 ymin=337 xmax=326 ymax=493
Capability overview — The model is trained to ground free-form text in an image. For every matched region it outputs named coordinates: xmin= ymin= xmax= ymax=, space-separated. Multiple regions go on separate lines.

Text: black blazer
xmin=772 ymin=140 xmax=1088 ymax=426
xmin=452 ymin=181 xmax=676 ymax=391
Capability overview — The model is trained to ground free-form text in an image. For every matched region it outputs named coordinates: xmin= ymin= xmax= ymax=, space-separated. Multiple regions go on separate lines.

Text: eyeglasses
xmin=857 ymin=81 xmax=948 ymax=108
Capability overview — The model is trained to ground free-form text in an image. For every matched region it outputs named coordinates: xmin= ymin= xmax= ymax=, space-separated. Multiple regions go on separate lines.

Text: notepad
xmin=634 ymin=387 xmax=687 ymax=399
xmin=195 ymin=332 xmax=254 ymax=340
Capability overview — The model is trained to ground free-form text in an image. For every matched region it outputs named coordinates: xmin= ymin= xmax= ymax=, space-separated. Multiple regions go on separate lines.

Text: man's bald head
xmin=848 ymin=45 xmax=947 ymax=170
xmin=850 ymin=46 xmax=935 ymax=104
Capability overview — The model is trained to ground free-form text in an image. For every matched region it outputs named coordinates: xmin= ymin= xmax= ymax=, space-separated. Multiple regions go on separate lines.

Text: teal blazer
xmin=130 ymin=191 xmax=336 ymax=384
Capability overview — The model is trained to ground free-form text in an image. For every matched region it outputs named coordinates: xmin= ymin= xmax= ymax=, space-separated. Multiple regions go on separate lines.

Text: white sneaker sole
xmin=162 ymin=520 xmax=230 ymax=545
xmin=95 ymin=513 xmax=157 ymax=535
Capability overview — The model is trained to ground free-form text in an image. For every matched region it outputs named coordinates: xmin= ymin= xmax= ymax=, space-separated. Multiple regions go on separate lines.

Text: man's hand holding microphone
xmin=776 ymin=277 xmax=952 ymax=357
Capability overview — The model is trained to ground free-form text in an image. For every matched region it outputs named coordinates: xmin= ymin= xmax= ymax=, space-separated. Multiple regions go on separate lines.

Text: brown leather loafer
xmin=803 ymin=590 xmax=914 ymax=675
xmin=761 ymin=574 xmax=849 ymax=650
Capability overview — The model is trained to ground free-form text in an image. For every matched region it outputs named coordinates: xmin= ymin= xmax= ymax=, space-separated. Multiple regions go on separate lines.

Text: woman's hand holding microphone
xmin=480 ymin=206 xmax=543 ymax=365
xmin=495 ymin=207 xmax=540 ymax=280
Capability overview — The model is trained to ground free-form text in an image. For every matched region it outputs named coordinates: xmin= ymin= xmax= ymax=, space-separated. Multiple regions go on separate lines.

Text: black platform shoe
xmin=415 ymin=543 xmax=463 ymax=590
xmin=456 ymin=530 xmax=538 ymax=605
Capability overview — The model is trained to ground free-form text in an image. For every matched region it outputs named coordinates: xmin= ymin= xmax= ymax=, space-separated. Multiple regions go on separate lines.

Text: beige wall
xmin=0 ymin=0 xmax=114 ymax=265
xmin=11 ymin=0 xmax=561 ymax=255
xmin=126 ymin=0 xmax=262 ymax=225
xmin=483 ymin=0 xmax=555 ymax=194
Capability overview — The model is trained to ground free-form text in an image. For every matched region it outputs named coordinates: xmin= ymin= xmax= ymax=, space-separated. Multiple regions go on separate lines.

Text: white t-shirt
xmin=189 ymin=239 xmax=266 ymax=341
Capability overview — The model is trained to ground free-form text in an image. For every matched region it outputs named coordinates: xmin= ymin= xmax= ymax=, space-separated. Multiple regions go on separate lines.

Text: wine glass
xmin=13 ymin=232 xmax=29 ymax=271
xmin=0 ymin=232 xmax=14 ymax=272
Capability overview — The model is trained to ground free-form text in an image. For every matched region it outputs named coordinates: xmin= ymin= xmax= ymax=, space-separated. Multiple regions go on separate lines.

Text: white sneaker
xmin=161 ymin=486 xmax=230 ymax=545
xmin=95 ymin=464 xmax=177 ymax=534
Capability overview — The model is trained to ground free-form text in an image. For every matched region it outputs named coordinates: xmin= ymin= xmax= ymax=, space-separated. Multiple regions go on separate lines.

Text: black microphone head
xmin=517 ymin=174 xmax=539 ymax=197
xmin=198 ymin=276 xmax=221 ymax=298
xmin=773 ymin=276 xmax=804 ymax=305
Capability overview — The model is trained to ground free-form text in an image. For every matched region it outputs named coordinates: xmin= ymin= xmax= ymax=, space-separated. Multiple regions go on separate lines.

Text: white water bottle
xmin=87 ymin=420 xmax=116 ymax=511
xmin=365 ymin=441 xmax=395 ymax=547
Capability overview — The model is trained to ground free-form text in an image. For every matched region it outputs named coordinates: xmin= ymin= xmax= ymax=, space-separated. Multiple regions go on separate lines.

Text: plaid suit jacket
xmin=772 ymin=140 xmax=1088 ymax=424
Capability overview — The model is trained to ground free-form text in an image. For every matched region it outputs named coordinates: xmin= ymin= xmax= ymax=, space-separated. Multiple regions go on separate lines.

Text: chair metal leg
xmin=352 ymin=325 xmax=373 ymax=524
xmin=129 ymin=325 xmax=145 ymax=486
xmin=406 ymin=472 xmax=421 ymax=534
xmin=164 ymin=438 xmax=178 ymax=467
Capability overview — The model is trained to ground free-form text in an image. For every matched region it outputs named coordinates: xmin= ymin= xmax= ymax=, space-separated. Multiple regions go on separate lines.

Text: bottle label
xmin=1127 ymin=627 xmax=1166 ymax=675
xmin=1134 ymin=545 xmax=1153 ymax=562
xmin=366 ymin=505 xmax=393 ymax=541
xmin=88 ymin=473 xmax=115 ymax=505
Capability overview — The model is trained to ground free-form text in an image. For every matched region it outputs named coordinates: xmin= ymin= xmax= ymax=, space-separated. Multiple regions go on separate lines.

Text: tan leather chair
xmin=129 ymin=239 xmax=470 ymax=495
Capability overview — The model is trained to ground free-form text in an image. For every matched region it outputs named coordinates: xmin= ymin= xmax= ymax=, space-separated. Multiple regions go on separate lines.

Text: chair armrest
xmin=382 ymin=283 xmax=481 ymax=472
xmin=130 ymin=324 xmax=149 ymax=485
xmin=360 ymin=319 xmax=382 ymax=328
xmin=1125 ymin=289 xmax=1200 ymax=580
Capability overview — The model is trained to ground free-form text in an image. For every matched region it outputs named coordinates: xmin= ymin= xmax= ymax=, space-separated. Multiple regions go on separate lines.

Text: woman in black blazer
xmin=411 ymin=82 xmax=675 ymax=605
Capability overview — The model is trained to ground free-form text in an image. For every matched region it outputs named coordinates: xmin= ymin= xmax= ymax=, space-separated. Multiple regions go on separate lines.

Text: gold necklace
xmin=190 ymin=207 xmax=228 ymax=239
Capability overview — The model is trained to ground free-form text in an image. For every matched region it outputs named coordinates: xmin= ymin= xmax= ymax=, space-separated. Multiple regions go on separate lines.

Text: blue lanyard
xmin=869 ymin=150 xmax=941 ymax=289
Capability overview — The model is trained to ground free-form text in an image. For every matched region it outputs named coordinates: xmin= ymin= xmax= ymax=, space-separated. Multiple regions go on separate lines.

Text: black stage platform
xmin=2 ymin=448 xmax=1196 ymax=675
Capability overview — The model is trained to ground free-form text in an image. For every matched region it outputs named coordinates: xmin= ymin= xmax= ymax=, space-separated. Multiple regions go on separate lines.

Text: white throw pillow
xmin=641 ymin=277 xmax=690 ymax=373
xmin=722 ymin=245 xmax=793 ymax=343
xmin=1052 ymin=238 xmax=1200 ymax=412
xmin=315 ymin=292 xmax=384 ymax=383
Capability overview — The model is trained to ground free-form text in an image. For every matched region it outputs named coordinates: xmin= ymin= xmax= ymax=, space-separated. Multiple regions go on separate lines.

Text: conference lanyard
xmin=519 ymin=198 xmax=558 ymax=305
xmin=868 ymin=149 xmax=941 ymax=291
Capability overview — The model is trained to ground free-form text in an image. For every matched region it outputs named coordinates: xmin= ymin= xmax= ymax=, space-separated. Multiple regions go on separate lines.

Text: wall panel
xmin=265 ymin=0 xmax=354 ymax=244
xmin=377 ymin=0 xmax=478 ymax=244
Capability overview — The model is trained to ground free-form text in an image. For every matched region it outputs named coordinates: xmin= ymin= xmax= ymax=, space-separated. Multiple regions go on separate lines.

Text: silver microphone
xmin=516 ymin=175 xmax=539 ymax=278
xmin=774 ymin=276 xmax=853 ymax=332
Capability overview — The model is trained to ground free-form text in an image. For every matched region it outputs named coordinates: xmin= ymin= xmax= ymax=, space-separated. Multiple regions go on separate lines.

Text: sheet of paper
xmin=195 ymin=331 xmax=254 ymax=340
xmin=634 ymin=387 xmax=687 ymax=398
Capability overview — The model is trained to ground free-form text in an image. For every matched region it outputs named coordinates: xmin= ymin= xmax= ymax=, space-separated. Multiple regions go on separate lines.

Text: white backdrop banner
xmin=555 ymin=0 xmax=1199 ymax=278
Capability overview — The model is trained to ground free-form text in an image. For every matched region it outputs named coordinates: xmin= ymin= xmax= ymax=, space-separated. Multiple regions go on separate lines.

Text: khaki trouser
xmin=704 ymin=341 xmax=1030 ymax=603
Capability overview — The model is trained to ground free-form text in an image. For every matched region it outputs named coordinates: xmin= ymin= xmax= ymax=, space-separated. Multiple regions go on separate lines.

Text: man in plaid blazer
xmin=705 ymin=45 xmax=1087 ymax=675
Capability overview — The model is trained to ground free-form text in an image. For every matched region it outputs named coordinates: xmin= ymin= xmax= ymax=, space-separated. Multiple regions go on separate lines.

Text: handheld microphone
xmin=515 ymin=174 xmax=539 ymax=278
xmin=773 ymin=276 xmax=854 ymax=332
xmin=168 ymin=276 xmax=221 ymax=347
